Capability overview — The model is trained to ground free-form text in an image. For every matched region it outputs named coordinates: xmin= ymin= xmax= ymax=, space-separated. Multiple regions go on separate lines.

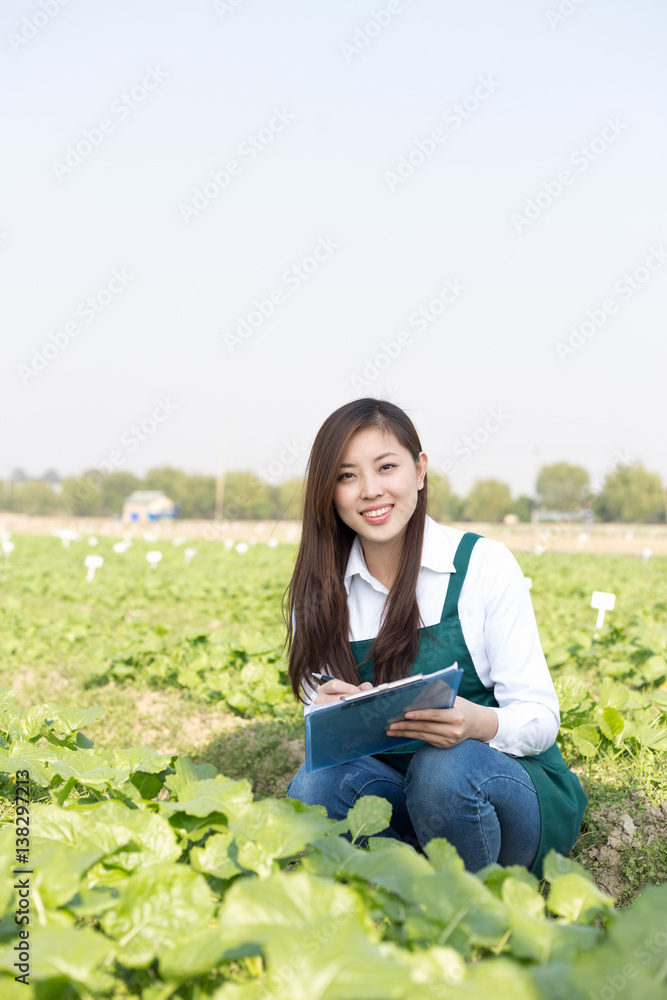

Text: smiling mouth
xmin=361 ymin=505 xmax=393 ymax=519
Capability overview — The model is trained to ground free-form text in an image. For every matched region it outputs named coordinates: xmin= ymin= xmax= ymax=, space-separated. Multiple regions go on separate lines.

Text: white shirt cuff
xmin=488 ymin=704 xmax=560 ymax=756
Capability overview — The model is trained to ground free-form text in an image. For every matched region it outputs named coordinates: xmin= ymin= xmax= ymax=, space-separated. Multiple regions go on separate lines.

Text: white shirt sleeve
xmin=465 ymin=540 xmax=560 ymax=756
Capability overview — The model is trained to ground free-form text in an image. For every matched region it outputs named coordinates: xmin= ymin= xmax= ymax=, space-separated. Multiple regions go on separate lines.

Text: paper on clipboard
xmin=304 ymin=663 xmax=462 ymax=772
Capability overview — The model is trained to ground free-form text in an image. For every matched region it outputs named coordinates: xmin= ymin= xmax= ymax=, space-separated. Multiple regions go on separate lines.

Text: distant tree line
xmin=3 ymin=460 xmax=665 ymax=523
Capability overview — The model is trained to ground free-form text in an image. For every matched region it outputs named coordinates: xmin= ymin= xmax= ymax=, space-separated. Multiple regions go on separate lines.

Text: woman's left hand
xmin=385 ymin=696 xmax=499 ymax=748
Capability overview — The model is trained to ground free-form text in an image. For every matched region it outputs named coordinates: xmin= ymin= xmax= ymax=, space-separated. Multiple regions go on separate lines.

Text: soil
xmin=579 ymin=793 xmax=667 ymax=903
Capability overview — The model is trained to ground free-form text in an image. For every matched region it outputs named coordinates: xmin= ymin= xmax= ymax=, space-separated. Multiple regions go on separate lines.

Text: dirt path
xmin=2 ymin=512 xmax=666 ymax=556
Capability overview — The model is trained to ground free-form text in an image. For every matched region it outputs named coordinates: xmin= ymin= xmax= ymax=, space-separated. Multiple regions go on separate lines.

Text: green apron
xmin=350 ymin=531 xmax=588 ymax=877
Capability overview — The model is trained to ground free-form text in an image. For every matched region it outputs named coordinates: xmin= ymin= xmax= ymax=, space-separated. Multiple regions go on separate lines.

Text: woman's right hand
xmin=314 ymin=679 xmax=374 ymax=705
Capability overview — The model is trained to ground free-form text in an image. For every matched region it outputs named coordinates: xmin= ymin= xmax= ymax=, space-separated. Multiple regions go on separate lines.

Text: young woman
xmin=284 ymin=398 xmax=587 ymax=876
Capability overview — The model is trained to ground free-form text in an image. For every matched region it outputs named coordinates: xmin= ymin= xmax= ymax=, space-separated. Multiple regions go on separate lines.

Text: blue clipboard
xmin=304 ymin=663 xmax=463 ymax=772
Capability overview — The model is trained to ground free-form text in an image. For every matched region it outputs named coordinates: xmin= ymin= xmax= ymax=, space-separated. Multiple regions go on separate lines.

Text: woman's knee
xmin=286 ymin=757 xmax=409 ymax=829
xmin=405 ymin=741 xmax=479 ymax=801
xmin=285 ymin=763 xmax=327 ymax=805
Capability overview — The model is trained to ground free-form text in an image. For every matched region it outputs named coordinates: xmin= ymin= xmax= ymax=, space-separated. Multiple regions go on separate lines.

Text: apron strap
xmin=441 ymin=532 xmax=483 ymax=620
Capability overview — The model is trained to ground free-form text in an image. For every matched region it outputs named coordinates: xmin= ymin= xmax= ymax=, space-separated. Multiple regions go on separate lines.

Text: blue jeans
xmin=286 ymin=740 xmax=541 ymax=872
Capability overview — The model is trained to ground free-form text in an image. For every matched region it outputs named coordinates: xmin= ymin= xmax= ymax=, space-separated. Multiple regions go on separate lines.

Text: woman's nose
xmin=360 ymin=475 xmax=383 ymax=499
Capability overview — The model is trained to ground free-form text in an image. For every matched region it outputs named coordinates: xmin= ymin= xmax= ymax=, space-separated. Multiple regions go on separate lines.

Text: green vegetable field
xmin=1 ymin=532 xmax=666 ymax=999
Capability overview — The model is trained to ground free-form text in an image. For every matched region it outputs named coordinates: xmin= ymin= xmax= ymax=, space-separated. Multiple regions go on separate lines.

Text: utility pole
xmin=531 ymin=447 xmax=540 ymax=525
xmin=214 ymin=425 xmax=228 ymax=521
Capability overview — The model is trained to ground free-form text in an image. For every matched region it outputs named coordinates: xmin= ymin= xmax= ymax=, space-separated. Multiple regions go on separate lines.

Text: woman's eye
xmin=380 ymin=464 xmax=396 ymax=471
xmin=337 ymin=472 xmax=354 ymax=481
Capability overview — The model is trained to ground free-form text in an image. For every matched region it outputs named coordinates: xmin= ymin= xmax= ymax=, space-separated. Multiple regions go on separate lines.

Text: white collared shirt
xmin=303 ymin=514 xmax=560 ymax=757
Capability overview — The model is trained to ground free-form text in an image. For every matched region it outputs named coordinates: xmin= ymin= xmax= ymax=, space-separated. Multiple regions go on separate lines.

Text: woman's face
xmin=332 ymin=426 xmax=427 ymax=547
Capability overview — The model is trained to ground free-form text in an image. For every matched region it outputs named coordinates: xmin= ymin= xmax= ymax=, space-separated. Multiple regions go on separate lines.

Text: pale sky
xmin=2 ymin=0 xmax=666 ymax=499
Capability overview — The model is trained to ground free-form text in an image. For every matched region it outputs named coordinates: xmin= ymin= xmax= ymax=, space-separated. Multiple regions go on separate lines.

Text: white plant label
xmin=84 ymin=554 xmax=104 ymax=581
xmin=591 ymin=591 xmax=615 ymax=628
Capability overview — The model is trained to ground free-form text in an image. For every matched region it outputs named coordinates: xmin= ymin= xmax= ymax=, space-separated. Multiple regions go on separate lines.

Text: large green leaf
xmin=30 ymin=841 xmax=106 ymax=908
xmin=501 ymin=876 xmax=545 ymax=917
xmin=598 ymin=677 xmax=630 ymax=711
xmin=0 ymin=828 xmax=20 ymax=913
xmin=424 ymin=836 xmax=466 ymax=873
xmin=159 ymin=774 xmax=253 ymax=818
xmin=18 ymin=705 xmax=54 ymax=740
xmin=403 ymin=868 xmax=510 ymax=952
xmin=594 ymin=705 xmax=624 ymax=741
xmin=49 ymin=705 xmax=106 ymax=736
xmin=101 ymin=863 xmax=215 ymax=967
xmin=46 ymin=746 xmax=130 ymax=787
xmin=572 ymin=884 xmax=667 ymax=999
xmin=547 ymin=872 xmax=615 ymax=923
xmin=458 ymin=957 xmax=542 ymax=999
xmin=218 ymin=871 xmax=420 ymax=1000
xmin=345 ymin=795 xmax=393 ymax=843
xmin=570 ymin=724 xmax=600 ymax=758
xmin=0 ymin=686 xmax=17 ymax=716
xmin=107 ymin=745 xmax=173 ymax=774
xmin=159 ymin=926 xmax=259 ymax=981
xmin=0 ymin=741 xmax=60 ymax=785
xmin=164 ymin=755 xmax=218 ymax=796
xmin=541 ymin=851 xmax=591 ymax=883
xmin=303 ymin=834 xmax=433 ymax=898
xmin=228 ymin=798 xmax=334 ymax=875
xmin=47 ymin=800 xmax=184 ymax=870
xmin=191 ymin=831 xmax=243 ymax=880
xmin=0 ymin=975 xmax=38 ymax=1000
xmin=642 ymin=654 xmax=667 ymax=684
xmin=635 ymin=726 xmax=667 ymax=750
xmin=0 ymin=926 xmax=116 ymax=990
xmin=219 ymin=870 xmax=369 ymax=946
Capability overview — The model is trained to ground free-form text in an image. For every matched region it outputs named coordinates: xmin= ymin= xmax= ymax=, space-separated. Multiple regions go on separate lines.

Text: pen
xmin=311 ymin=672 xmax=337 ymax=684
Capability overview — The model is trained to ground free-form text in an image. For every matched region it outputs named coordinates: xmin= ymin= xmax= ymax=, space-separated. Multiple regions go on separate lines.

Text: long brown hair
xmin=283 ymin=398 xmax=428 ymax=702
